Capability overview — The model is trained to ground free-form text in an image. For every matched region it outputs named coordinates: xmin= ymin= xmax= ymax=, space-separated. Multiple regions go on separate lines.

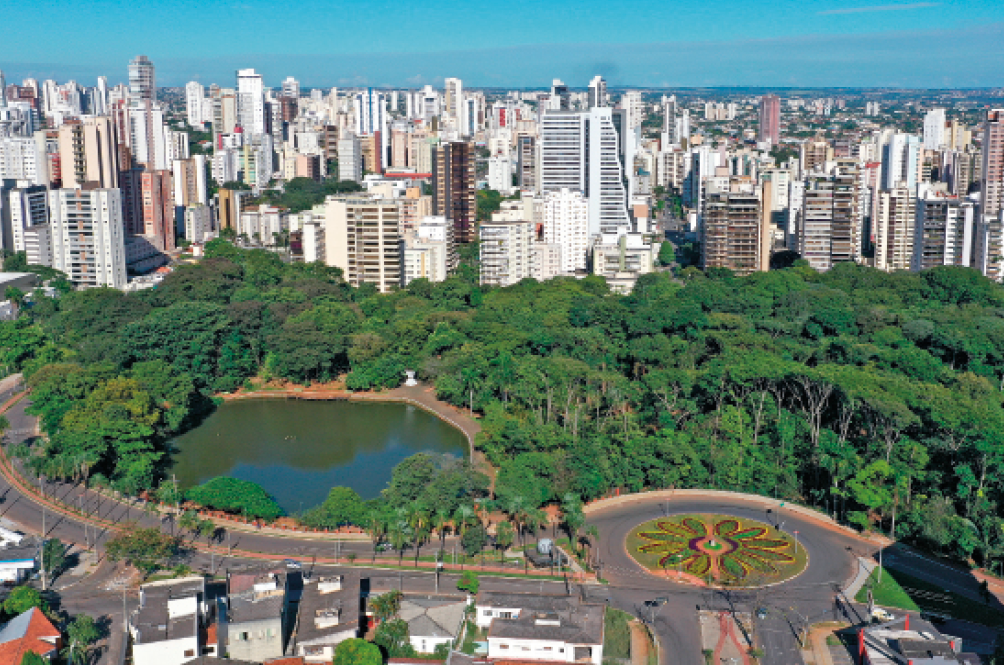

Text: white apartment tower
xmin=480 ymin=219 xmax=534 ymax=287
xmin=185 ymin=81 xmax=204 ymax=127
xmin=541 ymin=188 xmax=589 ymax=273
xmin=236 ymin=69 xmax=266 ymax=136
xmin=923 ymin=108 xmax=947 ymax=151
xmin=539 ymin=107 xmax=631 ymax=236
xmin=49 ymin=188 xmax=127 ymax=289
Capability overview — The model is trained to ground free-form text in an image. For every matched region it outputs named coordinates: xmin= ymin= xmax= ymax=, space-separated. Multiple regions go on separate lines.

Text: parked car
xmin=871 ymin=608 xmax=895 ymax=623
xmin=284 ymin=559 xmax=302 ymax=569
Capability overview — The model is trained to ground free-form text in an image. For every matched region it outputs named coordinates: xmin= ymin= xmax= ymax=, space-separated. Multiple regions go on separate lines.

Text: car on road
xmin=284 ymin=559 xmax=302 ymax=569
xmin=871 ymin=608 xmax=895 ymax=623
xmin=756 ymin=608 xmax=768 ymax=620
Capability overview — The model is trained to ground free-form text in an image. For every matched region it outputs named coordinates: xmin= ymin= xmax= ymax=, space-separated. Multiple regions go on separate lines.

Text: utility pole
xmin=122 ymin=588 xmax=128 ymax=634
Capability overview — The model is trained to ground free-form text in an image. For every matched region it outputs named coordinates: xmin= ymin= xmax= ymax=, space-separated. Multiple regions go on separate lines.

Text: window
xmin=483 ymin=610 xmax=492 ymax=616
xmin=500 ymin=611 xmax=513 ymax=619
xmin=184 ymin=650 xmax=195 ymax=658
xmin=304 ymin=647 xmax=324 ymax=656
xmin=240 ymin=632 xmax=249 ymax=641
xmin=543 ymin=647 xmax=553 ymax=651
xmin=500 ymin=645 xmax=509 ymax=650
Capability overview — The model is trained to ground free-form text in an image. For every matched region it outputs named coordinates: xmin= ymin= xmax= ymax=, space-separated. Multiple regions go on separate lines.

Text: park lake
xmin=171 ymin=399 xmax=468 ymax=513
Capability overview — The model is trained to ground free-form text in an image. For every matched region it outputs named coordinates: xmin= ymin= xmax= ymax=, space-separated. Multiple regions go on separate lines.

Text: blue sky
xmin=2 ymin=0 xmax=1002 ymax=87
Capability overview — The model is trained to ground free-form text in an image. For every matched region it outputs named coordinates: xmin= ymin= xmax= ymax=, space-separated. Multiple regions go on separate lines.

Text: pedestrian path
xmin=842 ymin=556 xmax=878 ymax=601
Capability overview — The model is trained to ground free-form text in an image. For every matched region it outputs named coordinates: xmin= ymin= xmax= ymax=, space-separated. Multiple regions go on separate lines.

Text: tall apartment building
xmin=141 ymin=170 xmax=175 ymax=252
xmin=172 ymin=155 xmax=207 ymax=207
xmin=127 ymin=56 xmax=155 ymax=109
xmin=980 ymin=109 xmax=1004 ymax=221
xmin=517 ymin=135 xmax=536 ymax=191
xmin=432 ymin=141 xmax=476 ymax=243
xmin=49 ymin=188 xmax=127 ymax=289
xmin=323 ymin=196 xmax=402 ymax=293
xmin=403 ymin=215 xmax=452 ymax=285
xmin=540 ymin=188 xmax=588 ymax=273
xmin=588 ymin=76 xmax=607 ymax=109
xmin=911 ymin=185 xmax=974 ymax=271
xmin=796 ymin=163 xmax=862 ymax=271
xmin=236 ymin=69 xmax=266 ymax=136
xmin=539 ymin=108 xmax=631 ymax=236
xmin=758 ymin=95 xmax=781 ymax=145
xmin=57 ymin=117 xmax=118 ymax=188
xmin=701 ymin=181 xmax=764 ymax=276
xmin=5 ymin=185 xmax=48 ymax=252
xmin=923 ymin=108 xmax=947 ymax=151
xmin=874 ymin=186 xmax=916 ymax=272
xmin=185 ymin=81 xmax=204 ymax=127
xmin=337 ymin=134 xmax=362 ymax=183
xmin=882 ymin=133 xmax=921 ymax=191
xmin=479 ymin=218 xmax=533 ymax=287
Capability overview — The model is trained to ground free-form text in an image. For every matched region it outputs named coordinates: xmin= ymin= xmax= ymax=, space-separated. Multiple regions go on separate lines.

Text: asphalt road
xmin=3 ymin=391 xmax=1003 ymax=664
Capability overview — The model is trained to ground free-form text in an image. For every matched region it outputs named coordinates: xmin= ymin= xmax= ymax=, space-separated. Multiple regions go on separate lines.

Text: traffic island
xmin=626 ymin=514 xmax=808 ymax=588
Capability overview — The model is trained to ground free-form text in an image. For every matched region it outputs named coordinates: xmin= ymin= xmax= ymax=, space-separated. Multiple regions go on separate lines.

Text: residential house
xmin=395 ymin=594 xmax=467 ymax=655
xmin=131 ymin=577 xmax=214 ymax=665
xmin=223 ymin=570 xmax=288 ymax=662
xmin=0 ymin=608 xmax=61 ymax=665
xmin=475 ymin=591 xmax=604 ymax=664
xmin=288 ymin=574 xmax=360 ymax=663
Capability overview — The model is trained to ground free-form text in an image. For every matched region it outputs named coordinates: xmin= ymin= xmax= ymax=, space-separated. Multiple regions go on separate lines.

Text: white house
xmin=131 ymin=577 xmax=214 ymax=665
xmin=396 ymin=594 xmax=467 ymax=655
xmin=476 ymin=591 xmax=604 ymax=664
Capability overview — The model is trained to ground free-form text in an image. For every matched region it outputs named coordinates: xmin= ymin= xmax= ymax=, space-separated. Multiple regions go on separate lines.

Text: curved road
xmin=3 ymin=391 xmax=997 ymax=665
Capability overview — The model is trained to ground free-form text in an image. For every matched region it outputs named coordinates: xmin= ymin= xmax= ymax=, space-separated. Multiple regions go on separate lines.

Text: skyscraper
xmin=701 ymin=181 xmax=763 ymax=276
xmin=236 ymin=69 xmax=266 ymax=136
xmin=588 ymin=76 xmax=607 ymax=109
xmin=444 ymin=78 xmax=462 ymax=121
xmin=128 ymin=55 xmax=155 ymax=108
xmin=979 ymin=109 xmax=1004 ymax=221
xmin=923 ymin=108 xmax=947 ymax=151
xmin=49 ymin=188 xmax=127 ymax=289
xmin=432 ymin=141 xmax=476 ymax=243
xmin=281 ymin=76 xmax=300 ymax=99
xmin=758 ymin=94 xmax=780 ymax=145
xmin=185 ymin=81 xmax=204 ymax=127
xmin=57 ymin=116 xmax=119 ymax=188
xmin=540 ymin=107 xmax=632 ymax=236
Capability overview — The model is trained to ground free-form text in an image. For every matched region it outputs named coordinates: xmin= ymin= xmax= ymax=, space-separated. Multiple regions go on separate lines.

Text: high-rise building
xmin=882 ymin=133 xmax=921 ymax=191
xmin=479 ymin=218 xmax=534 ymax=287
xmin=323 ymin=195 xmax=403 ymax=293
xmin=874 ymin=186 xmax=916 ymax=272
xmin=338 ymin=133 xmax=362 ymax=183
xmin=281 ymin=76 xmax=300 ymax=99
xmin=549 ymin=79 xmax=570 ymax=111
xmin=923 ymin=108 xmax=947 ymax=151
xmin=128 ymin=55 xmax=155 ymax=108
xmin=57 ymin=116 xmax=119 ymax=188
xmin=444 ymin=78 xmax=463 ymax=122
xmin=622 ymin=91 xmax=645 ymax=130
xmin=185 ymin=81 xmax=204 ymax=127
xmin=758 ymin=94 xmax=781 ymax=145
xmin=661 ymin=95 xmax=678 ymax=148
xmin=129 ymin=103 xmax=167 ymax=170
xmin=701 ymin=181 xmax=764 ymax=276
xmin=517 ymin=135 xmax=536 ymax=191
xmin=140 ymin=170 xmax=175 ymax=252
xmin=49 ymin=188 xmax=127 ymax=289
xmin=5 ymin=185 xmax=48 ymax=252
xmin=236 ymin=69 xmax=266 ymax=136
xmin=172 ymin=155 xmax=207 ymax=207
xmin=911 ymin=184 xmax=974 ymax=270
xmin=979 ymin=109 xmax=1004 ymax=221
xmin=433 ymin=141 xmax=476 ymax=243
xmin=539 ymin=108 xmax=631 ymax=236
xmin=588 ymin=76 xmax=607 ymax=109
xmin=540 ymin=188 xmax=589 ymax=274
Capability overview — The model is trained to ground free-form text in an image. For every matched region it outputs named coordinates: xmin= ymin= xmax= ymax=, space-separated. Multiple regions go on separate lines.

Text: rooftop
xmin=294 ymin=571 xmax=361 ymax=644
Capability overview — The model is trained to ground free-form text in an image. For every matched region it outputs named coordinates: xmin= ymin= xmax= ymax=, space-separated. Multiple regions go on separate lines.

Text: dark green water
xmin=171 ymin=399 xmax=468 ymax=512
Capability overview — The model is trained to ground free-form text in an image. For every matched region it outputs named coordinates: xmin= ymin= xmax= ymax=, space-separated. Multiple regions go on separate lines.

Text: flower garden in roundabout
xmin=626 ymin=514 xmax=808 ymax=588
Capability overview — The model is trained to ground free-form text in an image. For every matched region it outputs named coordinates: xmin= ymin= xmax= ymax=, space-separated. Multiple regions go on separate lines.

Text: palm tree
xmin=453 ymin=504 xmax=477 ymax=539
xmin=369 ymin=589 xmax=403 ymax=623
xmin=432 ymin=508 xmax=451 ymax=551
xmin=495 ymin=521 xmax=515 ymax=563
xmin=388 ymin=520 xmax=412 ymax=566
xmin=504 ymin=496 xmax=528 ymax=546
xmin=582 ymin=524 xmax=600 ymax=568
xmin=61 ymin=639 xmax=89 ymax=665
xmin=368 ymin=513 xmax=387 ymax=562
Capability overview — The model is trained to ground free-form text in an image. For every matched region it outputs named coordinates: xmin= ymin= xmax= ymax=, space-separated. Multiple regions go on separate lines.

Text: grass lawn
xmin=855 ymin=566 xmax=919 ymax=611
xmin=604 ymin=608 xmax=633 ymax=660
xmin=856 ymin=565 xmax=1004 ymax=628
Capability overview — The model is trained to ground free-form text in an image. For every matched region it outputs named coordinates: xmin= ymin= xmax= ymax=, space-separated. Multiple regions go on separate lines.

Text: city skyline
xmin=2 ymin=0 xmax=1003 ymax=87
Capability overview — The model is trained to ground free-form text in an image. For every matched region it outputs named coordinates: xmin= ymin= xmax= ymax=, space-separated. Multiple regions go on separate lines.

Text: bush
xmin=186 ymin=477 xmax=283 ymax=521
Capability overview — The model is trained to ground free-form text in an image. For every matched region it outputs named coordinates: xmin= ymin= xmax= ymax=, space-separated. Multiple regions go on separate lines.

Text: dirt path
xmin=629 ymin=620 xmax=653 ymax=665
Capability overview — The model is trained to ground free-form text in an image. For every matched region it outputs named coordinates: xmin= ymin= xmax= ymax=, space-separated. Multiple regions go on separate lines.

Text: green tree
xmin=369 ymin=589 xmax=403 ymax=623
xmin=333 ymin=638 xmax=382 ymax=665
xmin=105 ymin=526 xmax=179 ymax=576
xmin=42 ymin=539 xmax=67 ymax=582
xmin=457 ymin=571 xmax=480 ymax=595
xmin=373 ymin=618 xmax=416 ymax=658
xmin=3 ymin=586 xmax=46 ymax=616
xmin=63 ymin=614 xmax=101 ymax=665
xmin=461 ymin=523 xmax=487 ymax=556
xmin=186 ymin=477 xmax=283 ymax=521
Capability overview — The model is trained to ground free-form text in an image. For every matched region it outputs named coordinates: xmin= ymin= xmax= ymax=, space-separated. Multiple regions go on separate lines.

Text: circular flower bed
xmin=627 ymin=514 xmax=807 ymax=587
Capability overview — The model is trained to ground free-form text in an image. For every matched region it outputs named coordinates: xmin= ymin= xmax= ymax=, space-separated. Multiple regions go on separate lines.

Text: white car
xmin=871 ymin=608 xmax=895 ymax=623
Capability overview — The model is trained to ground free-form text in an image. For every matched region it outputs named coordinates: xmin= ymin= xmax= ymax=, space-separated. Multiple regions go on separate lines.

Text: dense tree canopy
xmin=6 ymin=242 xmax=1004 ymax=568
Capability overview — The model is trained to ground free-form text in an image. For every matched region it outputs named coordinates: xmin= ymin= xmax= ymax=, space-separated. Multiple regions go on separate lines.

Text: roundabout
xmin=627 ymin=513 xmax=808 ymax=587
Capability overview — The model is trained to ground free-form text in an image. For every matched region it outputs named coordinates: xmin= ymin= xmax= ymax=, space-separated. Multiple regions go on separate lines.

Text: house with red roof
xmin=0 ymin=607 xmax=61 ymax=665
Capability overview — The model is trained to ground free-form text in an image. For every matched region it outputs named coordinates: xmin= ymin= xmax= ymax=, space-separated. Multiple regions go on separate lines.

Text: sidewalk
xmin=842 ymin=556 xmax=878 ymax=601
